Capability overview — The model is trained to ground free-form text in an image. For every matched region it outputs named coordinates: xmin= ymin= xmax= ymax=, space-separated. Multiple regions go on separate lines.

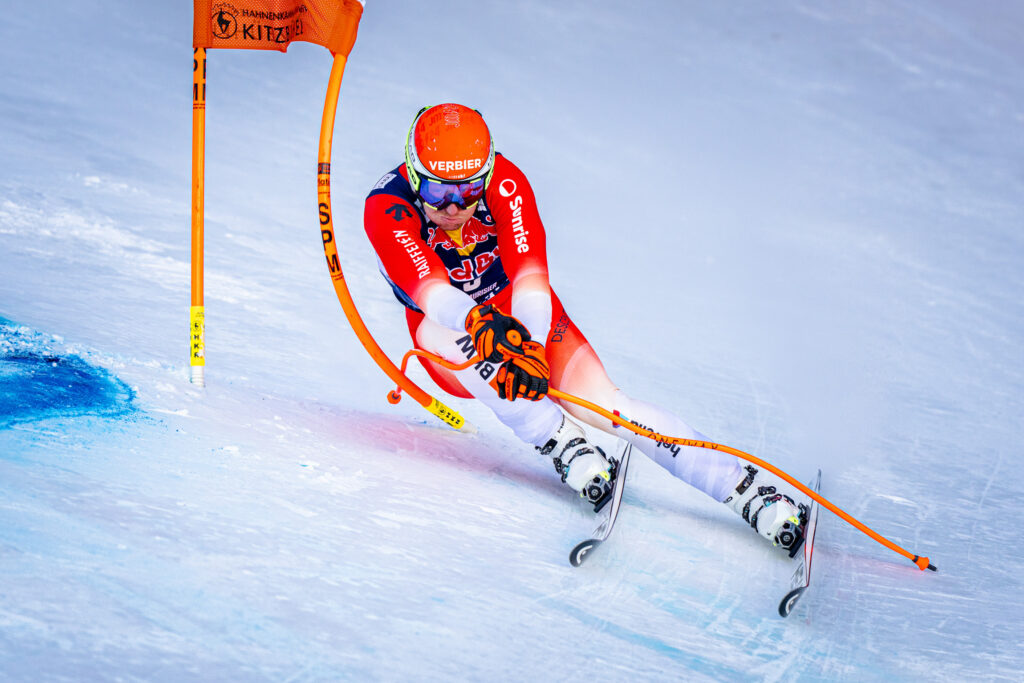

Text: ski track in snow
xmin=2 ymin=1 xmax=1024 ymax=680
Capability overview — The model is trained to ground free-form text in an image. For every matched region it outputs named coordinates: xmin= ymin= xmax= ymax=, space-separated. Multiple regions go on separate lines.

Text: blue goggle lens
xmin=417 ymin=177 xmax=486 ymax=210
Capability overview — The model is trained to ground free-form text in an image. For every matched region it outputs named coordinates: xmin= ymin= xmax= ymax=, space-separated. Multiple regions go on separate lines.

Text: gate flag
xmin=188 ymin=0 xmax=364 ymax=386
xmin=193 ymin=0 xmax=363 ymax=56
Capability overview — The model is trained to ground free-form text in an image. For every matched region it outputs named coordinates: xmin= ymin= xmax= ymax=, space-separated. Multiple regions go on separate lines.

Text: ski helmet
xmin=405 ymin=104 xmax=495 ymax=193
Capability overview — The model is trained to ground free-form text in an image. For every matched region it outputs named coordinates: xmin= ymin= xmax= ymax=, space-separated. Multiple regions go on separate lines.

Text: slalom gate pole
xmin=547 ymin=387 xmax=936 ymax=571
xmin=315 ymin=54 xmax=469 ymax=432
xmin=189 ymin=47 xmax=207 ymax=387
xmin=390 ymin=347 xmax=937 ymax=572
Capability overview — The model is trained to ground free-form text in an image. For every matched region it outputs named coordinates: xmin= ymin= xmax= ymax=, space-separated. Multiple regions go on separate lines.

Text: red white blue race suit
xmin=364 ymin=154 xmax=741 ymax=501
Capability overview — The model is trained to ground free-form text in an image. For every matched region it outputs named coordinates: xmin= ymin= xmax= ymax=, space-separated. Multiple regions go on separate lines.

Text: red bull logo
xmin=460 ymin=220 xmax=496 ymax=248
xmin=425 ymin=220 xmax=497 ymax=252
xmin=425 ymin=226 xmax=454 ymax=251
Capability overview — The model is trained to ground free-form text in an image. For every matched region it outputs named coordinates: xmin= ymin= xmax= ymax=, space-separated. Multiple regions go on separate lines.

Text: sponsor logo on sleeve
xmin=373 ymin=172 xmax=397 ymax=190
xmin=385 ymin=203 xmax=412 ymax=222
xmin=495 ymin=177 xmax=529 ymax=253
xmin=392 ymin=229 xmax=431 ymax=280
xmin=508 ymin=197 xmax=528 ymax=253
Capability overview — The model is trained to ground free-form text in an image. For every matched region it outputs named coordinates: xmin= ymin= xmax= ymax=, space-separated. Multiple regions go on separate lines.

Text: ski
xmin=779 ymin=469 xmax=823 ymax=617
xmin=569 ymin=442 xmax=632 ymax=567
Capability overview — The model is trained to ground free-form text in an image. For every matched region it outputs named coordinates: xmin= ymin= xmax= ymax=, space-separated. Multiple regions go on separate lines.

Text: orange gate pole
xmin=388 ymin=346 xmax=937 ymax=571
xmin=189 ymin=47 xmax=207 ymax=386
xmin=546 ymin=387 xmax=937 ymax=571
xmin=316 ymin=54 xmax=470 ymax=431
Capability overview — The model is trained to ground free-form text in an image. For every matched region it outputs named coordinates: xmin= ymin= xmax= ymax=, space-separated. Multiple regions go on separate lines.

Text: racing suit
xmin=364 ymin=154 xmax=742 ymax=501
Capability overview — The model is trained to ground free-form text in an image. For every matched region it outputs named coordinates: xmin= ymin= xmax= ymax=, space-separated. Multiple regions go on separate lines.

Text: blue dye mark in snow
xmin=0 ymin=317 xmax=135 ymax=429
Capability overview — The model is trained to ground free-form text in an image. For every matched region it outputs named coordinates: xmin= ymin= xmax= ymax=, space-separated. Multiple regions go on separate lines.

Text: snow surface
xmin=2 ymin=1 xmax=1023 ymax=680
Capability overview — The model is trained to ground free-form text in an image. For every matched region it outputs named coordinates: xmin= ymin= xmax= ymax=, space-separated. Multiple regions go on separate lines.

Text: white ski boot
xmin=537 ymin=415 xmax=614 ymax=509
xmin=724 ymin=464 xmax=808 ymax=556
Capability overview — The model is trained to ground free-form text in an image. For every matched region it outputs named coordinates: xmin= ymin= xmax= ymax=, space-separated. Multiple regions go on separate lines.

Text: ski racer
xmin=364 ymin=103 xmax=807 ymax=553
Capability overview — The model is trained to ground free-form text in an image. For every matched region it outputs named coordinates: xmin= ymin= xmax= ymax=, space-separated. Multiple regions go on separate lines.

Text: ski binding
xmin=569 ymin=442 xmax=632 ymax=567
xmin=779 ymin=469 xmax=822 ymax=617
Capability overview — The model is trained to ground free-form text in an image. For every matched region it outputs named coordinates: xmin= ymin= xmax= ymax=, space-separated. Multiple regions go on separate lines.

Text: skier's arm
xmin=364 ymin=194 xmax=477 ymax=331
xmin=488 ymin=157 xmax=553 ymax=344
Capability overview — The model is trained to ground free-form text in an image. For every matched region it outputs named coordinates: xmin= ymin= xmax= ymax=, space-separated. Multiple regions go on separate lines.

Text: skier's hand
xmin=496 ymin=341 xmax=549 ymax=401
xmin=465 ymin=304 xmax=531 ymax=363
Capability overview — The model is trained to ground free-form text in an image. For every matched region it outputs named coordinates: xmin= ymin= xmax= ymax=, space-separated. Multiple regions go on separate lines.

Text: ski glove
xmin=496 ymin=340 xmax=550 ymax=401
xmin=465 ymin=304 xmax=531 ymax=363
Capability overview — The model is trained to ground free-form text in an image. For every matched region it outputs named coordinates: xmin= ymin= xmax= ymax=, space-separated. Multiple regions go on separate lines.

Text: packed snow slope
xmin=2 ymin=1 xmax=1023 ymax=680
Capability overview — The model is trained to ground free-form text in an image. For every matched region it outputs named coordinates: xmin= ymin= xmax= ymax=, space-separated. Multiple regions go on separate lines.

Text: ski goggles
xmin=416 ymin=176 xmax=487 ymax=211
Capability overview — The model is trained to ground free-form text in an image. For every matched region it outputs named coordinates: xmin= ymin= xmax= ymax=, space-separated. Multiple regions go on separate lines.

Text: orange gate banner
xmin=193 ymin=0 xmax=363 ymax=56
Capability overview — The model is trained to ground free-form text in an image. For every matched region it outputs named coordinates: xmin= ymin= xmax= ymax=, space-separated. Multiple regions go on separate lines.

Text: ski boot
xmin=537 ymin=415 xmax=616 ymax=511
xmin=724 ymin=465 xmax=809 ymax=556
